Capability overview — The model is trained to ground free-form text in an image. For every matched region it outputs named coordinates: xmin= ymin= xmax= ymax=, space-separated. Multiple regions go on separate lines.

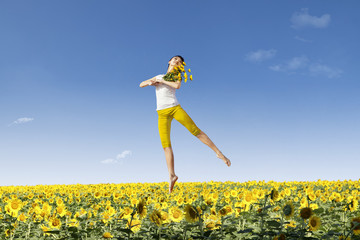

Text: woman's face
xmin=169 ymin=57 xmax=183 ymax=67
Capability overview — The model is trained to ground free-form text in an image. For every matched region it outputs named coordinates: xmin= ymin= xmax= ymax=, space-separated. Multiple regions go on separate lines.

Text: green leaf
xmin=44 ymin=230 xmax=61 ymax=234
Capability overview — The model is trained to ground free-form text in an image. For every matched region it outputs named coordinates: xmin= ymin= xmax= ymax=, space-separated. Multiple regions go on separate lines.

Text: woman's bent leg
xmin=196 ymin=131 xmax=231 ymax=166
xmin=173 ymin=106 xmax=231 ymax=167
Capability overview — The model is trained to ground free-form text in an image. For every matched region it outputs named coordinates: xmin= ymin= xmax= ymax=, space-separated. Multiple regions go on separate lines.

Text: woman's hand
xmin=154 ymin=78 xmax=164 ymax=84
xmin=140 ymin=77 xmax=159 ymax=88
xmin=149 ymin=78 xmax=161 ymax=86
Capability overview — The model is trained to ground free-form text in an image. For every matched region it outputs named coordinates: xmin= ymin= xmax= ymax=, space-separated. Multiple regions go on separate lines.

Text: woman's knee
xmin=195 ymin=129 xmax=203 ymax=137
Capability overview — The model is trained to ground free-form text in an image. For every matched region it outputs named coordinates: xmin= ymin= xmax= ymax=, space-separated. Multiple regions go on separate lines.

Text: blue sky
xmin=1 ymin=1 xmax=359 ymax=186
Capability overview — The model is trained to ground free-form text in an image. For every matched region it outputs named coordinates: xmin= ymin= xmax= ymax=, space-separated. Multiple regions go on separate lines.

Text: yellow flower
xmin=160 ymin=210 xmax=170 ymax=224
xmin=184 ymin=204 xmax=198 ymax=223
xmin=300 ymin=207 xmax=312 ymax=219
xmin=17 ymin=213 xmax=28 ymax=222
xmin=48 ymin=216 xmax=61 ymax=229
xmin=103 ymin=232 xmax=113 ymax=238
xmin=285 ymin=220 xmax=296 ymax=228
xmin=67 ymin=218 xmax=79 ymax=227
xmin=230 ymin=190 xmax=237 ymax=198
xmin=308 ymin=192 xmax=317 ymax=201
xmin=273 ymin=233 xmax=286 ymax=240
xmin=136 ymin=200 xmax=147 ymax=219
xmin=183 ymin=62 xmax=186 ymax=66
xmin=205 ymin=214 xmax=221 ymax=230
xmin=188 ymin=68 xmax=191 ymax=73
xmin=270 ymin=189 xmax=279 ymax=201
xmin=309 ymin=215 xmax=321 ymax=231
xmin=351 ymin=217 xmax=360 ymax=235
xmin=243 ymin=191 xmax=254 ymax=204
xmin=218 ymin=207 xmax=227 ymax=217
xmin=169 ymin=206 xmax=183 ymax=222
xmin=40 ymin=224 xmax=51 ymax=236
xmin=101 ymin=211 xmax=112 ymax=223
xmin=190 ymin=75 xmax=193 ymax=81
xmin=149 ymin=209 xmax=162 ymax=226
xmin=56 ymin=204 xmax=67 ymax=217
xmin=349 ymin=198 xmax=359 ymax=212
xmin=127 ymin=218 xmax=141 ymax=233
xmin=282 ymin=201 xmax=295 ymax=220
xmin=6 ymin=198 xmax=23 ymax=217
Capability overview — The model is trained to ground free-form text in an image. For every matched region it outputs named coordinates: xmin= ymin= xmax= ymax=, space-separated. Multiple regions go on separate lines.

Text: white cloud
xmin=269 ymin=56 xmax=309 ymax=72
xmin=245 ymin=49 xmax=277 ymax=62
xmin=270 ymin=57 xmax=342 ymax=79
xmin=8 ymin=117 xmax=34 ymax=126
xmin=101 ymin=158 xmax=118 ymax=164
xmin=309 ymin=63 xmax=342 ymax=78
xmin=116 ymin=150 xmax=132 ymax=159
xmin=294 ymin=36 xmax=312 ymax=43
xmin=291 ymin=8 xmax=331 ymax=29
xmin=287 ymin=56 xmax=309 ymax=70
xmin=101 ymin=150 xmax=132 ymax=164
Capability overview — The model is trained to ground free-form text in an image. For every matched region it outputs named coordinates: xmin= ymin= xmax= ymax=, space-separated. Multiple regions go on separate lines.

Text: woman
xmin=140 ymin=55 xmax=231 ymax=194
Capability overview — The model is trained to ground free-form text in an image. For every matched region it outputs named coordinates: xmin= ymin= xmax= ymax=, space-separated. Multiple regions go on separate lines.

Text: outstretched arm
xmin=139 ymin=77 xmax=157 ymax=88
xmin=155 ymin=78 xmax=181 ymax=89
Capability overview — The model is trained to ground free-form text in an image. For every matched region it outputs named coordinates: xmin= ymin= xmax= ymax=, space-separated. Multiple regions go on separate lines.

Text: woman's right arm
xmin=139 ymin=76 xmax=156 ymax=88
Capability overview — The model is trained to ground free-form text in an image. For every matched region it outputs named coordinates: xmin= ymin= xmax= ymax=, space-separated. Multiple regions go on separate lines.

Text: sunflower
xmin=308 ymin=192 xmax=317 ymax=201
xmin=273 ymin=233 xmax=286 ymax=240
xmin=56 ymin=204 xmax=67 ymax=217
xmin=169 ymin=206 xmax=183 ymax=222
xmin=270 ymin=189 xmax=279 ymax=201
xmin=308 ymin=215 xmax=321 ymax=231
xmin=285 ymin=220 xmax=296 ymax=229
xmin=94 ymin=191 xmax=102 ymax=199
xmin=243 ymin=191 xmax=254 ymax=204
xmin=101 ymin=211 xmax=112 ymax=224
xmin=205 ymin=214 xmax=221 ymax=230
xmin=6 ymin=198 xmax=23 ymax=217
xmin=282 ymin=201 xmax=295 ymax=220
xmin=230 ymin=190 xmax=237 ymax=198
xmin=349 ymin=198 xmax=359 ymax=212
xmin=184 ymin=204 xmax=199 ymax=223
xmin=218 ymin=207 xmax=228 ymax=217
xmin=351 ymin=217 xmax=360 ymax=235
xmin=160 ymin=210 xmax=170 ymax=224
xmin=149 ymin=209 xmax=162 ymax=226
xmin=136 ymin=199 xmax=147 ymax=219
xmin=127 ymin=218 xmax=141 ymax=233
xmin=103 ymin=232 xmax=113 ymax=238
xmin=40 ymin=224 xmax=51 ymax=236
xmin=300 ymin=207 xmax=312 ymax=219
xmin=17 ymin=213 xmax=28 ymax=222
xmin=48 ymin=216 xmax=61 ymax=229
xmin=67 ymin=218 xmax=79 ymax=227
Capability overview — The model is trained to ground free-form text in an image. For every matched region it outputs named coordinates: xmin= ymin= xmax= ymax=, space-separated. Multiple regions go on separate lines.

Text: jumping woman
xmin=139 ymin=55 xmax=231 ymax=194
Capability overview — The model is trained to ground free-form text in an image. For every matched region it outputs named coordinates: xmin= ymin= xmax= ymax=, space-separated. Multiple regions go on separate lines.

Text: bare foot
xmin=217 ymin=152 xmax=231 ymax=167
xmin=169 ymin=175 xmax=178 ymax=194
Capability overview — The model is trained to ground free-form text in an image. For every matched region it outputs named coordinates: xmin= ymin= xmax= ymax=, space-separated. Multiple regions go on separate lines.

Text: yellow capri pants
xmin=157 ymin=105 xmax=201 ymax=148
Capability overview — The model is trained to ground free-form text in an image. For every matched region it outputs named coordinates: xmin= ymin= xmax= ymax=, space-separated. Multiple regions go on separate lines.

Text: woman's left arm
xmin=156 ymin=78 xmax=181 ymax=89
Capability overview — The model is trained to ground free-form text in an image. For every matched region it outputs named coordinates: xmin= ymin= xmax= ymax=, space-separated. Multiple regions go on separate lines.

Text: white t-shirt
xmin=155 ymin=74 xmax=180 ymax=111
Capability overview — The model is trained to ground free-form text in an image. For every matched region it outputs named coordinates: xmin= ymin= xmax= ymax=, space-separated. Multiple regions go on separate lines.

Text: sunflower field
xmin=1 ymin=179 xmax=360 ymax=239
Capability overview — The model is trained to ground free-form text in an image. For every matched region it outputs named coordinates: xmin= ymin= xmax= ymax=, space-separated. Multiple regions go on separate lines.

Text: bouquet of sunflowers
xmin=163 ymin=61 xmax=193 ymax=83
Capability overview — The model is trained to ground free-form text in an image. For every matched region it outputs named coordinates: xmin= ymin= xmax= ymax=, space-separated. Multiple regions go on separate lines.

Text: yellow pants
xmin=157 ymin=105 xmax=201 ymax=148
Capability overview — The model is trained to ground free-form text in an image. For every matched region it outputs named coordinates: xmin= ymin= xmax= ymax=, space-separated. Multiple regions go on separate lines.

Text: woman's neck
xmin=166 ymin=66 xmax=174 ymax=74
xmin=167 ymin=64 xmax=179 ymax=74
